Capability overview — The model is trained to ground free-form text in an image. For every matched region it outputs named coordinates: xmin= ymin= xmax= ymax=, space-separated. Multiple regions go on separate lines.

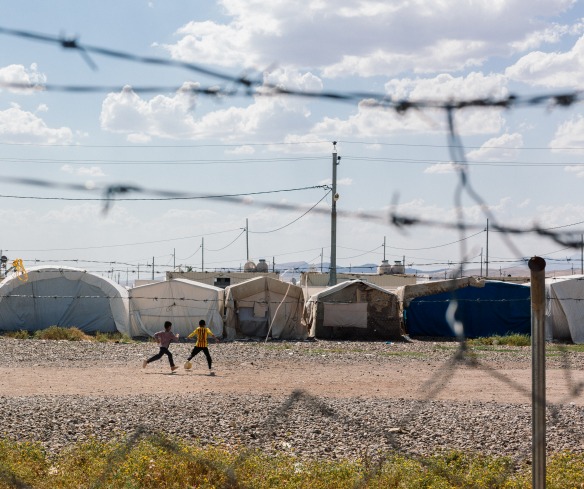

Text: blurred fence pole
xmin=528 ymin=256 xmax=546 ymax=488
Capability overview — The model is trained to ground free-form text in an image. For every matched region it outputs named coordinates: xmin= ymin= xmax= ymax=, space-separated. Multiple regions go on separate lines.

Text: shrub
xmin=33 ymin=326 xmax=90 ymax=341
xmin=1 ymin=330 xmax=30 ymax=339
xmin=94 ymin=332 xmax=134 ymax=343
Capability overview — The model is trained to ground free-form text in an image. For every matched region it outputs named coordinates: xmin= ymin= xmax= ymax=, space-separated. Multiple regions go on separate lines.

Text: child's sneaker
xmin=171 ymin=366 xmax=179 ymax=372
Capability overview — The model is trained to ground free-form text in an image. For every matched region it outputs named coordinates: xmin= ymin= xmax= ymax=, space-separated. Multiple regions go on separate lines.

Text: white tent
xmin=224 ymin=276 xmax=306 ymax=340
xmin=545 ymin=275 xmax=584 ymax=343
xmin=0 ymin=266 xmax=129 ymax=333
xmin=304 ymin=280 xmax=402 ymax=339
xmin=128 ymin=279 xmax=224 ymax=338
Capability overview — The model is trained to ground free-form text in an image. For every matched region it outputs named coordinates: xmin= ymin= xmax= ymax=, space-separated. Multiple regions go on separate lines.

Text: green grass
xmin=0 ymin=436 xmax=582 ymax=488
xmin=467 ymin=334 xmax=531 ymax=347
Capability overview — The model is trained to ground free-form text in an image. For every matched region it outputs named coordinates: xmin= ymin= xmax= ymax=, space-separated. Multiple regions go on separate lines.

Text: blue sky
xmin=0 ymin=0 xmax=583 ymax=280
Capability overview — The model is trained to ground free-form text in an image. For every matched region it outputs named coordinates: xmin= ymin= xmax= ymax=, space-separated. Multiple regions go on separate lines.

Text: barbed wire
xmin=0 ymin=26 xmax=583 ymax=112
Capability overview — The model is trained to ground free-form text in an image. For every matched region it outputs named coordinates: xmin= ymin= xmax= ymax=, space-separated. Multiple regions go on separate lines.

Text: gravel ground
xmin=2 ymin=336 xmax=584 ymax=464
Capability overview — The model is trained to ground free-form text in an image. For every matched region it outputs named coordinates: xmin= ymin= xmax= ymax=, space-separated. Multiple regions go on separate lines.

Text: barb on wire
xmin=1 ymin=26 xmax=583 ymax=111
xmin=0 ymin=26 xmax=252 ymax=87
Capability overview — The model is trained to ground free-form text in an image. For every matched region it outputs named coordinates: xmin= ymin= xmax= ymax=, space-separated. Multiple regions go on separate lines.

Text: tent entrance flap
xmin=238 ymin=306 xmax=269 ymax=336
xmin=323 ymin=302 xmax=367 ymax=328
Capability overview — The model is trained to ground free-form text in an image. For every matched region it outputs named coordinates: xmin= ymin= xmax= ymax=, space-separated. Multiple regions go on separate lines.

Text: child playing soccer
xmin=143 ymin=321 xmax=179 ymax=372
xmin=185 ymin=319 xmax=220 ymax=371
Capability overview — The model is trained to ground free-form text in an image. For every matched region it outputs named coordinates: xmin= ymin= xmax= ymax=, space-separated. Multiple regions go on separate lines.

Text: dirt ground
xmin=3 ymin=341 xmax=584 ymax=405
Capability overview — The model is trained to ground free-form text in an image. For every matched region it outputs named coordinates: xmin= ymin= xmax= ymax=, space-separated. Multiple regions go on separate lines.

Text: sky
xmin=0 ymin=0 xmax=583 ymax=282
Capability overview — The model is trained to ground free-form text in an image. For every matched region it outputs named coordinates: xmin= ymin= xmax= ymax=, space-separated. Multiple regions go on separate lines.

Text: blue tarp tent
xmin=403 ymin=280 xmax=530 ymax=338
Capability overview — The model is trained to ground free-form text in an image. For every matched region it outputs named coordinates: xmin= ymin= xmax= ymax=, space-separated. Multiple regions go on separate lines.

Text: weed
xmin=33 ymin=326 xmax=90 ymax=341
xmin=1 ymin=330 xmax=30 ymax=339
xmin=0 ymin=437 xmax=581 ymax=488
xmin=93 ymin=332 xmax=134 ymax=343
xmin=467 ymin=334 xmax=531 ymax=347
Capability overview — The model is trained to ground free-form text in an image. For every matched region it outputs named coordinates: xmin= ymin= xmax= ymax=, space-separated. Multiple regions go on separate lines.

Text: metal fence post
xmin=529 ymin=256 xmax=546 ymax=488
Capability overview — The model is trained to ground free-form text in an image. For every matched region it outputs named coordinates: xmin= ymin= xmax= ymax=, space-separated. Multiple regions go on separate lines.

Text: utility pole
xmin=173 ymin=248 xmax=176 ymax=271
xmin=151 ymin=256 xmax=154 ymax=280
xmin=202 ymin=237 xmax=204 ymax=272
xmin=320 ymin=248 xmax=323 ymax=273
xmin=580 ymin=234 xmax=584 ymax=275
xmin=485 ymin=219 xmax=489 ymax=278
xmin=329 ymin=142 xmax=339 ymax=286
xmin=383 ymin=236 xmax=387 ymax=261
xmin=246 ymin=218 xmax=249 ymax=262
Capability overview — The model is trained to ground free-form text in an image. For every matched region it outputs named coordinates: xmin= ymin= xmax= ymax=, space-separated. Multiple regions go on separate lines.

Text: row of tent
xmin=0 ymin=266 xmax=583 ymax=343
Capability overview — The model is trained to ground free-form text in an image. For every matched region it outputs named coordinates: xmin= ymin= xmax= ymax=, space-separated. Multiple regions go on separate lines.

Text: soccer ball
xmin=184 ymin=361 xmax=192 ymax=370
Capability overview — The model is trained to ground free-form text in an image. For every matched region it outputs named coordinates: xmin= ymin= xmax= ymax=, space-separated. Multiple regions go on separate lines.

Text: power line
xmin=0 ymin=184 xmax=329 ymax=202
xmin=8 ymin=228 xmax=242 ymax=252
xmin=0 ymin=156 xmax=324 ymax=165
xmin=0 ymin=138 xmax=582 ymax=152
xmin=205 ymin=229 xmax=246 ymax=252
xmin=248 ymin=191 xmax=331 ymax=234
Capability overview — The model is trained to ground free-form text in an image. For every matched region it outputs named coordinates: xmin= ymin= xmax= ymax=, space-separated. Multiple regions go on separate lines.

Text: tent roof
xmin=226 ymin=275 xmax=303 ymax=299
xmin=2 ymin=265 xmax=128 ymax=296
xmin=307 ymin=279 xmax=396 ymax=302
xmin=129 ymin=278 xmax=223 ymax=294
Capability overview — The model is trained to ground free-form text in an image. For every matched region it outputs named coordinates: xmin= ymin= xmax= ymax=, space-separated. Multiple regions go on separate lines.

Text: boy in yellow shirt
xmin=185 ymin=319 xmax=220 ymax=371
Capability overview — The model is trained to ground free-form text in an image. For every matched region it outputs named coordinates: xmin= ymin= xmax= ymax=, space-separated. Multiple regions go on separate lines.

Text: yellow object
xmin=12 ymin=259 xmax=27 ymax=282
xmin=184 ymin=361 xmax=192 ymax=370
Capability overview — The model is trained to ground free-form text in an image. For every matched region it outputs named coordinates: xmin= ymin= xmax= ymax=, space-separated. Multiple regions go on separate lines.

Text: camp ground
xmin=304 ymin=279 xmax=402 ymax=340
xmin=397 ymin=278 xmax=531 ymax=338
xmin=0 ymin=266 xmax=129 ymax=334
xmin=544 ymin=275 xmax=584 ymax=344
xmin=127 ymin=278 xmax=224 ymax=338
xmin=224 ymin=276 xmax=306 ymax=340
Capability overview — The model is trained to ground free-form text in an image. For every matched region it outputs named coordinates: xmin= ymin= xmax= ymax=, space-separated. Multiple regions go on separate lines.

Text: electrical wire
xmin=248 ymin=190 xmax=331 ymax=234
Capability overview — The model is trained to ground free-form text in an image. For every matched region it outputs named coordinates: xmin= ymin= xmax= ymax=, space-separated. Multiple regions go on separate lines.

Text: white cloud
xmin=0 ymin=63 xmax=46 ymax=93
xmin=323 ymin=40 xmax=488 ymax=78
xmin=535 ymin=202 xmax=584 ymax=227
xmin=385 ymin=72 xmax=508 ymax=100
xmin=100 ymin=79 xmax=317 ymax=142
xmin=510 ymin=21 xmax=584 ymax=52
xmin=61 ymin=165 xmax=106 ymax=177
xmin=100 ymin=84 xmax=200 ymax=141
xmin=303 ymin=73 xmax=508 ymax=140
xmin=307 ymin=100 xmax=505 ymax=139
xmin=162 ymin=0 xmax=575 ymax=77
xmin=318 ymin=177 xmax=353 ymax=186
xmin=424 ymin=162 xmax=462 ymax=174
xmin=564 ymin=166 xmax=584 ymax=178
xmin=226 ymin=145 xmax=255 ymax=155
xmin=0 ymin=104 xmax=73 ymax=144
xmin=467 ymin=133 xmax=524 ymax=161
xmin=550 ymin=115 xmax=584 ymax=153
xmin=506 ymin=34 xmax=584 ymax=88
